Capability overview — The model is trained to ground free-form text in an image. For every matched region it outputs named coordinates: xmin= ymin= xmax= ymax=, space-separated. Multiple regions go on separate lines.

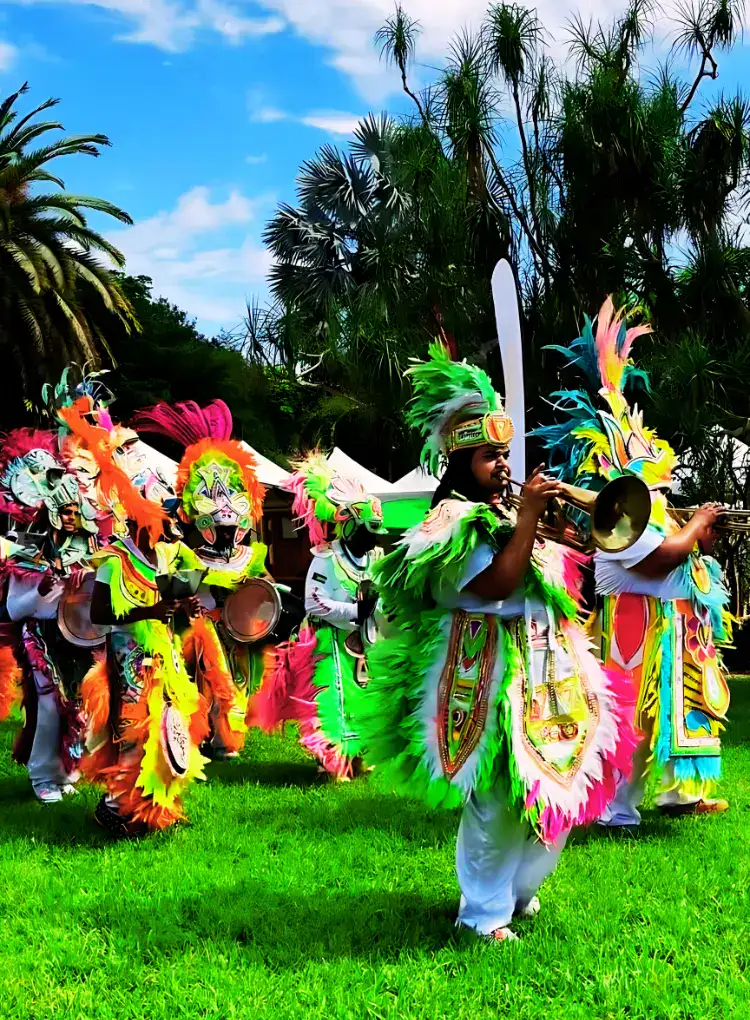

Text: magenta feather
xmin=132 ymin=399 xmax=233 ymax=448
xmin=0 ymin=429 xmax=58 ymax=523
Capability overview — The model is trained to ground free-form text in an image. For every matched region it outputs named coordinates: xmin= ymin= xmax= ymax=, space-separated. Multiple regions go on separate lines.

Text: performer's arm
xmin=467 ymin=466 xmax=562 ymax=601
xmin=89 ymin=580 xmax=177 ymax=626
xmin=6 ymin=572 xmax=63 ymax=621
xmin=304 ymin=556 xmax=358 ymax=631
xmin=634 ymin=504 xmax=722 ymax=579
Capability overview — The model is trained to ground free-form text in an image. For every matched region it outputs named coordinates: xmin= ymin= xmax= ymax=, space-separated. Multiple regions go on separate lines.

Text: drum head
xmin=161 ymin=704 xmax=189 ymax=777
xmin=57 ymin=573 xmax=110 ymax=648
xmin=222 ymin=577 xmax=281 ymax=643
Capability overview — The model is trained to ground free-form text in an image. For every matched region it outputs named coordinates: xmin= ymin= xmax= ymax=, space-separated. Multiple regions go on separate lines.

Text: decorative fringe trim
xmin=190 ymin=615 xmax=247 ymax=754
xmin=0 ymin=631 xmax=23 ymax=721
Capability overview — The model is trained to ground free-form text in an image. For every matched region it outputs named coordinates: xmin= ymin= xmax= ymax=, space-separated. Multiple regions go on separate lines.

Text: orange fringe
xmin=191 ymin=616 xmax=246 ymax=754
xmin=97 ymin=760 xmax=184 ymax=829
xmin=80 ymin=652 xmax=110 ymax=734
xmin=0 ymin=640 xmax=22 ymax=721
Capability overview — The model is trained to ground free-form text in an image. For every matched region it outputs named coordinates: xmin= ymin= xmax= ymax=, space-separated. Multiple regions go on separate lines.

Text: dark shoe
xmin=94 ymin=798 xmax=148 ymax=839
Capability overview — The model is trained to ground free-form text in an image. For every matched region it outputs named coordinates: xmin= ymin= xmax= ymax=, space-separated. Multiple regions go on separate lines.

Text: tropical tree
xmin=0 ymin=83 xmax=135 ymax=425
xmin=251 ymin=0 xmax=750 ymax=491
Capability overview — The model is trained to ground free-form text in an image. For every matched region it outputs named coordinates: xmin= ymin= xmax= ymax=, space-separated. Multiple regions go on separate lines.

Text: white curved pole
xmin=491 ymin=259 xmax=526 ymax=482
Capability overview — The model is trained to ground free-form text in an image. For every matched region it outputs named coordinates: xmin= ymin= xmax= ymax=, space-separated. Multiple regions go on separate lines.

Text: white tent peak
xmin=392 ymin=465 xmax=439 ymax=493
xmin=326 ymin=447 xmax=394 ymax=493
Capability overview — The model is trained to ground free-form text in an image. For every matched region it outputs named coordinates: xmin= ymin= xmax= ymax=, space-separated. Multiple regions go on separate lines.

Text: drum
xmin=57 ymin=573 xmax=110 ymax=648
xmin=222 ymin=577 xmax=304 ymax=644
xmin=161 ymin=703 xmax=189 ymax=777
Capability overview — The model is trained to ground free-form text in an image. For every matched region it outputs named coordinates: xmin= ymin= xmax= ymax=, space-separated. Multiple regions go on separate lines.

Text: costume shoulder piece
xmin=376 ymin=498 xmax=510 ymax=599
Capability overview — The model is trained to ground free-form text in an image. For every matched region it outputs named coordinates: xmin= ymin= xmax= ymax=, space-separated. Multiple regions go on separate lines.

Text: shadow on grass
xmin=204 ymin=758 xmax=323 ymax=788
xmin=0 ymin=777 xmax=111 ymax=848
xmin=82 ymin=885 xmax=461 ymax=964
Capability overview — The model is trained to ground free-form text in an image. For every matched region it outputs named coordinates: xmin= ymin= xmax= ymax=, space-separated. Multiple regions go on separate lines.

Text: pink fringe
xmin=248 ymin=626 xmax=352 ymax=779
xmin=561 ymin=546 xmax=590 ymax=607
xmin=535 ymin=622 xmax=641 ymax=845
xmin=283 ymin=471 xmax=329 ymax=547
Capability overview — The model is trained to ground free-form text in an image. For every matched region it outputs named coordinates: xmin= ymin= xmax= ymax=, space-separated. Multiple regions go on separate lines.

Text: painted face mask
xmin=190 ymin=459 xmax=253 ymax=546
xmin=284 ymin=453 xmax=385 ymax=548
xmin=131 ymin=400 xmax=265 ymax=554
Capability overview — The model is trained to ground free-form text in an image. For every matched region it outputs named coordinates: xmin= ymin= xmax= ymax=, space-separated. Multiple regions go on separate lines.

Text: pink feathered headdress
xmin=0 ymin=428 xmax=58 ymax=524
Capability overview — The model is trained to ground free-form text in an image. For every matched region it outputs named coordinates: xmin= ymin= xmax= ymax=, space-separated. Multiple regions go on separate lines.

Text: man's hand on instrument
xmin=519 ymin=464 xmax=563 ymax=519
xmin=151 ymin=599 xmax=178 ymax=622
xmin=691 ymin=502 xmax=724 ymax=544
xmin=177 ymin=595 xmax=204 ymax=619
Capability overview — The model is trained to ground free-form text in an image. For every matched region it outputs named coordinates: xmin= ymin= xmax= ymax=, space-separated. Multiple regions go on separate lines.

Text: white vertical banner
xmin=491 ymin=259 xmax=526 ymax=483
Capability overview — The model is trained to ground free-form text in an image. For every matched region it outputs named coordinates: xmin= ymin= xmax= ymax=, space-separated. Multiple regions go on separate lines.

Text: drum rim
xmin=222 ymin=575 xmax=282 ymax=643
xmin=57 ymin=578 xmax=110 ymax=648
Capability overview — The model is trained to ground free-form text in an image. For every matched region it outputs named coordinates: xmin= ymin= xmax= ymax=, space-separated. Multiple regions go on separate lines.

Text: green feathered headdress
xmin=406 ymin=342 xmax=514 ymax=476
xmin=284 ymin=451 xmax=384 ymax=546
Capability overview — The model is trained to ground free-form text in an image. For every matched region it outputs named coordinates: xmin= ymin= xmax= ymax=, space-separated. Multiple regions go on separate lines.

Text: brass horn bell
xmin=559 ymin=475 xmax=652 ymax=554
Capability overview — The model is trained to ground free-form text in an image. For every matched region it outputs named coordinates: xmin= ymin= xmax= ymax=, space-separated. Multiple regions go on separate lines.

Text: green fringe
xmin=314 ymin=626 xmax=368 ymax=759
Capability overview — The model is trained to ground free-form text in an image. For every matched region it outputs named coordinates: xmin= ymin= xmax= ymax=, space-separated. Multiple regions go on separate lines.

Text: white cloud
xmin=109 ymin=185 xmax=273 ymax=331
xmin=245 ymin=153 xmax=268 ymax=164
xmin=3 ymin=0 xmax=284 ymax=53
xmin=0 ymin=40 xmax=18 ymax=71
xmin=300 ymin=111 xmax=361 ymax=136
xmin=254 ymin=0 xmax=637 ymax=100
xmin=248 ymin=88 xmax=361 ymax=136
xmin=252 ymin=106 xmax=288 ymax=123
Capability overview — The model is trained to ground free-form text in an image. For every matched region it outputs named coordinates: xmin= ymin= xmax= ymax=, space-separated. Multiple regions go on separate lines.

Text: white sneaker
xmin=33 ymin=784 xmax=63 ymax=804
xmin=517 ymin=896 xmax=541 ymax=918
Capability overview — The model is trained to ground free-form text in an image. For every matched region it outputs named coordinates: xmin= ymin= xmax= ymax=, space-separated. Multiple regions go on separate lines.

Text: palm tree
xmin=374 ymin=4 xmax=428 ymax=125
xmin=0 ymin=83 xmax=136 ymax=421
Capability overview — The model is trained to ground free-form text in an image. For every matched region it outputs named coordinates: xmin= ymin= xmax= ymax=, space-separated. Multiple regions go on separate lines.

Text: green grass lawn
xmin=0 ymin=683 xmax=749 ymax=1020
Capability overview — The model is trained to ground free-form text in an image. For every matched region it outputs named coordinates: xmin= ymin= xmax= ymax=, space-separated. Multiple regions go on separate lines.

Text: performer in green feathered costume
xmin=250 ymin=453 xmax=385 ymax=779
xmin=360 ymin=344 xmax=639 ymax=943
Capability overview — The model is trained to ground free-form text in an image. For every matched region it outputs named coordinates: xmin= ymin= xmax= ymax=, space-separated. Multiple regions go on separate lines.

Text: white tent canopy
xmin=326 ymin=447 xmax=393 ymax=494
xmin=240 ymin=441 xmax=291 ymax=488
xmin=139 ymin=440 xmax=291 ymax=490
xmin=392 ymin=465 xmax=439 ymax=494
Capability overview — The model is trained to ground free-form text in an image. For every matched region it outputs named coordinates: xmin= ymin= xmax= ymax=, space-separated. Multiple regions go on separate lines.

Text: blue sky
xmin=1 ymin=0 xmax=748 ymax=336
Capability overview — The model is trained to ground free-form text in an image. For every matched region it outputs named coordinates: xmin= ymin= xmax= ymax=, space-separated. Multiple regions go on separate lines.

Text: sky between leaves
xmin=1 ymin=0 xmax=749 ymax=335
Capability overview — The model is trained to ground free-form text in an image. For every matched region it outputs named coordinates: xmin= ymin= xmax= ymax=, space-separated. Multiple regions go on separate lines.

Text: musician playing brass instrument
xmin=535 ymin=299 xmax=733 ymax=824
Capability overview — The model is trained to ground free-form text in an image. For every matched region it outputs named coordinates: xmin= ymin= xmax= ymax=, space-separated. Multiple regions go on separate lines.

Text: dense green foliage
xmin=0 ymin=83 xmax=135 ymax=426
xmin=0 ymin=679 xmax=748 ymax=1019
xmin=244 ymin=0 xmax=750 ymax=488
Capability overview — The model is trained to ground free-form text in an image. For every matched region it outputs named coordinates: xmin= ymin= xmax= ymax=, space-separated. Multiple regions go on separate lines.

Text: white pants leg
xmin=26 ymin=683 xmax=66 ymax=789
xmin=599 ymin=736 xmax=651 ymax=827
xmin=456 ymin=785 xmax=566 ymax=934
xmin=654 ymin=761 xmax=703 ymax=807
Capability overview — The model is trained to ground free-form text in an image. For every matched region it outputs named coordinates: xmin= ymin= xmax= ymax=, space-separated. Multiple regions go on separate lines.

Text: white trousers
xmin=26 ymin=685 xmax=68 ymax=788
xmin=456 ymin=785 xmax=567 ymax=933
xmin=598 ymin=738 xmax=702 ymax=826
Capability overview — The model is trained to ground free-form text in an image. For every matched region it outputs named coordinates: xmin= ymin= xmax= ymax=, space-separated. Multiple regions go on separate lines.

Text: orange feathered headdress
xmin=58 ymin=398 xmax=168 ymax=547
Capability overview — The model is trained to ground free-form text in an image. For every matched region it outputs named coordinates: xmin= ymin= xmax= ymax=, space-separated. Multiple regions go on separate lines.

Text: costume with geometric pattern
xmin=534 ymin=299 xmax=732 ymax=820
xmin=131 ymin=399 xmax=269 ymax=759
